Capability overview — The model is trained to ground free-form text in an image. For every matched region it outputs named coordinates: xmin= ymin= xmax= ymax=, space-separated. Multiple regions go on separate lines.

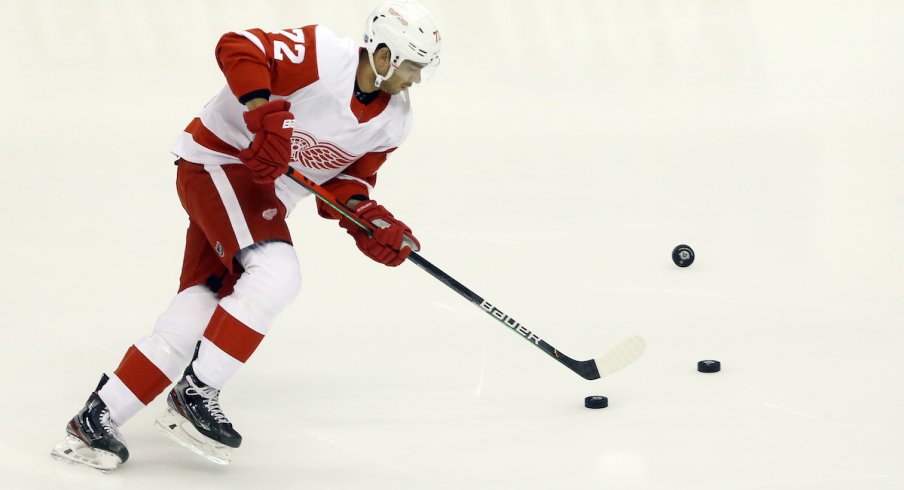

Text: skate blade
xmin=154 ymin=408 xmax=232 ymax=465
xmin=50 ymin=436 xmax=121 ymax=473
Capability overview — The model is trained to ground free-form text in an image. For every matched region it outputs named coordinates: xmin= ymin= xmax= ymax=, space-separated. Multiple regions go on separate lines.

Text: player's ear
xmin=375 ymin=45 xmax=391 ymax=66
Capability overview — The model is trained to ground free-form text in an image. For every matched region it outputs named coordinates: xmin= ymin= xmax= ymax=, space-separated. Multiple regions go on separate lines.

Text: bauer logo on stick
xmin=480 ymin=301 xmax=542 ymax=345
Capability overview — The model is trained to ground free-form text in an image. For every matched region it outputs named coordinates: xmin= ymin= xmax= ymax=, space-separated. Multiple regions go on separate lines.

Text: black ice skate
xmin=155 ymin=365 xmax=241 ymax=465
xmin=51 ymin=375 xmax=129 ymax=473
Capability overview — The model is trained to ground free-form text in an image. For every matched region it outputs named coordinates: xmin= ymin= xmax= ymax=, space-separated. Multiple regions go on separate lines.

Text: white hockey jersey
xmin=171 ymin=25 xmax=413 ymax=215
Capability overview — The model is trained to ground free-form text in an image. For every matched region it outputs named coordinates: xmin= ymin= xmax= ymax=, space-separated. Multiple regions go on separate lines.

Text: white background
xmin=1 ymin=1 xmax=902 ymax=489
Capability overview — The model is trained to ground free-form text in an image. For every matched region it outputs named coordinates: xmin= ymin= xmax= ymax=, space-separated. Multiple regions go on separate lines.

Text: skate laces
xmin=98 ymin=408 xmax=122 ymax=440
xmin=186 ymin=378 xmax=230 ymax=424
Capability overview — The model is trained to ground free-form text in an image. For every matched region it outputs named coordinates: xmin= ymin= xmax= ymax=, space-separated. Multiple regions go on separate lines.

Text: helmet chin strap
xmin=367 ymin=51 xmax=397 ymax=89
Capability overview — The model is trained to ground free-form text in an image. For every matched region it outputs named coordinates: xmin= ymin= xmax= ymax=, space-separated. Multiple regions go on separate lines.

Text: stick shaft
xmin=285 ymin=168 xmax=601 ymax=379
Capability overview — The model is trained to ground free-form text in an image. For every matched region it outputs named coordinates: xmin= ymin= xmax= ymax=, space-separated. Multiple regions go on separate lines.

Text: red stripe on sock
xmin=114 ymin=346 xmax=172 ymax=405
xmin=203 ymin=305 xmax=264 ymax=363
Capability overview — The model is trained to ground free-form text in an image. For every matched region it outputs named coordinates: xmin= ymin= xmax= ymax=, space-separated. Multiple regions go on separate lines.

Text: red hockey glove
xmin=238 ymin=100 xmax=295 ymax=184
xmin=339 ymin=200 xmax=420 ymax=267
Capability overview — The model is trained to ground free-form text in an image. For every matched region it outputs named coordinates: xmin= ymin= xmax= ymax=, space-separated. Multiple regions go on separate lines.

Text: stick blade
xmin=594 ymin=336 xmax=646 ymax=377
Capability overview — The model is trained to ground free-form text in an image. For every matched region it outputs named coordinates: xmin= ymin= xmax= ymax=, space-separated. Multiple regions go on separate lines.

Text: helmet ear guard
xmin=363 ymin=0 xmax=442 ymax=87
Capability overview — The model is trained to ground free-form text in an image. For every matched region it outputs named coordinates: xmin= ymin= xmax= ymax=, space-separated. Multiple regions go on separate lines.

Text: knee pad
xmin=221 ymin=241 xmax=302 ymax=332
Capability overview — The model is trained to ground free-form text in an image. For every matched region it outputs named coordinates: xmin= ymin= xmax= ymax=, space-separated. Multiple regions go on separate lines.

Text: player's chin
xmin=384 ymin=83 xmax=412 ymax=95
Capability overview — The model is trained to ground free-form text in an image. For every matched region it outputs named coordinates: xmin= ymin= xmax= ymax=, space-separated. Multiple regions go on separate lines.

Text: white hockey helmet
xmin=363 ymin=0 xmax=442 ymax=87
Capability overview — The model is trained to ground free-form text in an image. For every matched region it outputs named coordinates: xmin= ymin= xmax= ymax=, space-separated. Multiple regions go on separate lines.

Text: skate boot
xmin=155 ymin=364 xmax=241 ymax=465
xmin=51 ymin=375 xmax=129 ymax=473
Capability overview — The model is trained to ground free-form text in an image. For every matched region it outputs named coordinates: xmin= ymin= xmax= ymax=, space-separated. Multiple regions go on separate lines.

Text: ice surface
xmin=1 ymin=1 xmax=902 ymax=489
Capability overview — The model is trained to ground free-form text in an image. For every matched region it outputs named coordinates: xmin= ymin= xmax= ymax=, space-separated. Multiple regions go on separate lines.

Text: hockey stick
xmin=285 ymin=168 xmax=645 ymax=380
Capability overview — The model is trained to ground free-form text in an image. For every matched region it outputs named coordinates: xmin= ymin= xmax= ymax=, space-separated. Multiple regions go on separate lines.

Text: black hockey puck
xmin=672 ymin=244 xmax=695 ymax=267
xmin=584 ymin=395 xmax=608 ymax=409
xmin=697 ymin=360 xmax=721 ymax=373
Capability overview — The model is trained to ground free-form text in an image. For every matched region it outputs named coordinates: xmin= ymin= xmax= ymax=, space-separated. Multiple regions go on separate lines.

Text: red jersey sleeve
xmin=215 ymin=26 xmax=320 ymax=103
xmin=316 ymin=150 xmax=395 ymax=219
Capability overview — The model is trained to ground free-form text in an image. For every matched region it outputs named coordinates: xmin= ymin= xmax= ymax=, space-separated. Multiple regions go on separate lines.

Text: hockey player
xmin=51 ymin=0 xmax=441 ymax=472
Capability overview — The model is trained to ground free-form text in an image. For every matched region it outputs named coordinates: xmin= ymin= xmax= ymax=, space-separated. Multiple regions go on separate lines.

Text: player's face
xmin=381 ymin=60 xmax=425 ymax=94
